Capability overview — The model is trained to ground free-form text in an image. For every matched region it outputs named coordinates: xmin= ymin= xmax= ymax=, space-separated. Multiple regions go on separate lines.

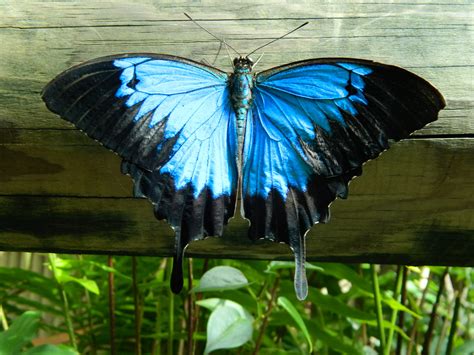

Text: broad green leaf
xmin=0 ymin=311 xmax=41 ymax=354
xmin=203 ymin=301 xmax=253 ymax=354
xmin=193 ymin=266 xmax=249 ymax=292
xmin=24 ymin=344 xmax=78 ymax=355
xmin=277 ymin=296 xmax=313 ymax=353
xmin=196 ymin=298 xmax=227 ymax=311
xmin=265 ymin=261 xmax=323 ymax=273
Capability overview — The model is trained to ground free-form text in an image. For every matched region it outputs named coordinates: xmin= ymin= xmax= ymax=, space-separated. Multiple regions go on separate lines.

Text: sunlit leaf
xmin=265 ymin=261 xmax=323 ymax=273
xmin=55 ymin=273 xmax=100 ymax=295
xmin=193 ymin=266 xmax=249 ymax=292
xmin=277 ymin=297 xmax=313 ymax=353
xmin=24 ymin=344 xmax=78 ymax=355
xmin=196 ymin=298 xmax=227 ymax=311
xmin=203 ymin=300 xmax=253 ymax=354
xmin=382 ymin=296 xmax=421 ymax=319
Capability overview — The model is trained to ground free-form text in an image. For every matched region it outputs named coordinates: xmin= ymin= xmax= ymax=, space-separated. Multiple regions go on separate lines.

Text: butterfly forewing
xmin=42 ymin=54 xmax=238 ymax=293
xmin=243 ymin=59 xmax=445 ymax=299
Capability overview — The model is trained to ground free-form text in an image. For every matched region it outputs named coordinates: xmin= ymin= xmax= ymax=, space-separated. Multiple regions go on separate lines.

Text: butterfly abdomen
xmin=230 ymin=62 xmax=254 ymax=159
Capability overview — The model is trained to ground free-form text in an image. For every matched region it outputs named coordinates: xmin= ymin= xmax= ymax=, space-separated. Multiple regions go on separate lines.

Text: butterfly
xmin=42 ymin=30 xmax=445 ymax=300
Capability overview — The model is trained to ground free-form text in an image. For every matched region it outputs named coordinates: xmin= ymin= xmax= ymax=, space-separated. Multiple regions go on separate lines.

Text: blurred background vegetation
xmin=0 ymin=252 xmax=472 ymax=354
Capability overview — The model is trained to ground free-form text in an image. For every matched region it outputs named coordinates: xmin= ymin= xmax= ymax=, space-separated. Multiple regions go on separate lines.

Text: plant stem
xmin=132 ymin=256 xmax=142 ymax=355
xmin=371 ymin=264 xmax=386 ymax=351
xmin=422 ymin=267 xmax=449 ymax=355
xmin=78 ymin=255 xmax=97 ymax=354
xmin=192 ymin=259 xmax=209 ymax=354
xmin=167 ymin=258 xmax=175 ymax=355
xmin=446 ymin=280 xmax=464 ymax=355
xmin=0 ymin=304 xmax=8 ymax=330
xmin=253 ymin=272 xmax=280 ymax=355
xmin=385 ymin=266 xmax=404 ymax=355
xmin=407 ymin=268 xmax=431 ymax=355
xmin=48 ymin=253 xmax=78 ymax=350
xmin=187 ymin=258 xmax=194 ymax=355
xmin=395 ymin=266 xmax=408 ymax=355
xmin=107 ymin=255 xmax=116 ymax=355
xmin=152 ymin=258 xmax=167 ymax=355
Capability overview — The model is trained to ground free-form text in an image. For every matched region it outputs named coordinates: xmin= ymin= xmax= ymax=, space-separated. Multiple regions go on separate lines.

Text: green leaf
xmin=196 ymin=298 xmax=227 ymax=311
xmin=24 ymin=344 xmax=78 ymax=355
xmin=362 ymin=320 xmax=411 ymax=341
xmin=265 ymin=261 xmax=323 ymax=273
xmin=193 ymin=266 xmax=250 ymax=292
xmin=277 ymin=296 xmax=313 ymax=353
xmin=453 ymin=340 xmax=474 ymax=355
xmin=313 ymin=263 xmax=372 ymax=292
xmin=0 ymin=311 xmax=41 ymax=354
xmin=55 ymin=273 xmax=100 ymax=295
xmin=307 ymin=288 xmax=375 ymax=321
xmin=307 ymin=319 xmax=364 ymax=354
xmin=203 ymin=300 xmax=253 ymax=354
xmin=382 ymin=295 xmax=421 ymax=319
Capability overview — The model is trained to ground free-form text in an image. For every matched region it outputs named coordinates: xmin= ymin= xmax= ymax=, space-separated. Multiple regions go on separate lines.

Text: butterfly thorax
xmin=230 ymin=57 xmax=254 ymax=160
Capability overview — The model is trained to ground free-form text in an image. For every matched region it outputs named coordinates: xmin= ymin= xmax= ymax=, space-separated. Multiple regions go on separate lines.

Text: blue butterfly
xmin=42 ymin=49 xmax=444 ymax=300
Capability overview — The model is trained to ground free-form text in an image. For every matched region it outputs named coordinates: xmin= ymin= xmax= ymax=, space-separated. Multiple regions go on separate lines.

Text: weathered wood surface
xmin=0 ymin=1 xmax=473 ymax=264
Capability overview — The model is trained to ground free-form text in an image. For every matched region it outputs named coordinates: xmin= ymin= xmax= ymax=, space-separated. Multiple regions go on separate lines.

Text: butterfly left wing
xmin=42 ymin=54 xmax=238 ymax=293
xmin=244 ymin=59 xmax=445 ymax=299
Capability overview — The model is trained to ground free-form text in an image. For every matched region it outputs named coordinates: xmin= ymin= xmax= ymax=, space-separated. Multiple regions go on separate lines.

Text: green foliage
xmin=277 ymin=296 xmax=313 ymax=352
xmin=0 ymin=254 xmax=472 ymax=354
xmin=197 ymin=298 xmax=253 ymax=354
xmin=192 ymin=266 xmax=250 ymax=292
xmin=0 ymin=311 xmax=77 ymax=355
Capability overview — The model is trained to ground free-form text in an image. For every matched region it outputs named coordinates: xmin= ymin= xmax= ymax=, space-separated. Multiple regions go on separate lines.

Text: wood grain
xmin=0 ymin=0 xmax=472 ymax=264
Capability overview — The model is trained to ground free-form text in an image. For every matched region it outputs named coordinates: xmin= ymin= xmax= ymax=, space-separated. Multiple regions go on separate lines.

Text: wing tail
xmin=122 ymin=161 xmax=237 ymax=293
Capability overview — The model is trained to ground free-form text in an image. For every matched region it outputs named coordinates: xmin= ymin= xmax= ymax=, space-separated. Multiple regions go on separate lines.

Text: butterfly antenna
xmin=247 ymin=21 xmax=309 ymax=57
xmin=211 ymin=40 xmax=223 ymax=66
xmin=184 ymin=13 xmax=241 ymax=57
xmin=223 ymin=40 xmax=235 ymax=68
xmin=252 ymin=52 xmax=265 ymax=70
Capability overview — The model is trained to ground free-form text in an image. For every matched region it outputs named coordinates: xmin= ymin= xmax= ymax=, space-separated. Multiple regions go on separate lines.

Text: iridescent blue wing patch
xmin=42 ymin=54 xmax=238 ymax=293
xmin=246 ymin=59 xmax=445 ymax=299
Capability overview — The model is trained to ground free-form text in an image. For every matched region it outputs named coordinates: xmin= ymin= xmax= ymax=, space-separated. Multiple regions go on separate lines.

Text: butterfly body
xmin=230 ymin=57 xmax=255 ymax=158
xmin=42 ymin=53 xmax=445 ymax=300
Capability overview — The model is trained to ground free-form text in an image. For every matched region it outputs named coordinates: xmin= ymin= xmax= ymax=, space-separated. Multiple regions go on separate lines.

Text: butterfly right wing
xmin=42 ymin=54 xmax=238 ymax=292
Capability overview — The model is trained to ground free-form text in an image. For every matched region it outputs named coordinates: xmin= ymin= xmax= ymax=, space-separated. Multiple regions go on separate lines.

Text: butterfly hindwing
xmin=42 ymin=54 xmax=238 ymax=292
xmin=244 ymin=59 xmax=445 ymax=299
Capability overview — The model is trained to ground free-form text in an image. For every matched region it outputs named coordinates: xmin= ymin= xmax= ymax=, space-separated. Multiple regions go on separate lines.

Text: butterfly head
xmin=233 ymin=57 xmax=254 ymax=73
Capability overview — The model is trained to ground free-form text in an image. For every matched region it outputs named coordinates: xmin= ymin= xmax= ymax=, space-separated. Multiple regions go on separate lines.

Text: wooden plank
xmin=0 ymin=1 xmax=472 ymax=133
xmin=0 ymin=1 xmax=473 ymax=264
xmin=1 ymin=137 xmax=473 ymax=264
xmin=0 ymin=191 xmax=472 ymax=266
xmin=1 ymin=134 xmax=472 ymax=199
